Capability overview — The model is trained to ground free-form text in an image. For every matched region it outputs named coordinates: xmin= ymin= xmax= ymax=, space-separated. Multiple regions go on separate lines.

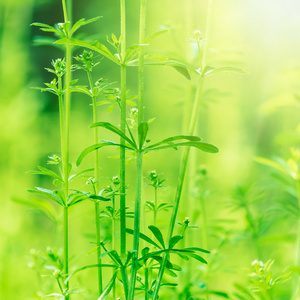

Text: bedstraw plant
xmin=29 ymin=0 xmax=221 ymax=299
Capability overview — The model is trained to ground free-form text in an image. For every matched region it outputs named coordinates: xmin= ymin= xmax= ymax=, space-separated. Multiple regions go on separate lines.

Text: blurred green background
xmin=1 ymin=0 xmax=300 ymax=298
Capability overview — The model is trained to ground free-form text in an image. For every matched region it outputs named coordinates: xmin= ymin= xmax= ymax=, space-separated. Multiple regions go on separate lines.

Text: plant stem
xmin=120 ymin=0 xmax=129 ymax=298
xmin=152 ymin=76 xmax=205 ymax=300
xmin=128 ymin=1 xmax=147 ymax=298
xmin=87 ymin=70 xmax=103 ymax=295
xmin=154 ymin=186 xmax=157 ymax=227
xmin=61 ymin=1 xmax=72 ymax=297
xmin=145 ymin=266 xmax=149 ymax=300
xmin=293 ymin=180 xmax=300 ymax=299
xmin=152 ymin=0 xmax=213 ymax=296
xmin=128 ymin=151 xmax=143 ymax=300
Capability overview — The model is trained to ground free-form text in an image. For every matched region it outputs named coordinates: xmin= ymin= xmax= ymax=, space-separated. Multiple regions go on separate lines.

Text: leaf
xmin=143 ymin=29 xmax=169 ymax=44
xmin=168 ymin=235 xmax=183 ymax=249
xmin=55 ymin=38 xmax=119 ymax=64
xmin=148 ymin=225 xmax=165 ymax=249
xmin=76 ymin=142 xmax=133 ymax=166
xmin=65 ymin=263 xmax=117 ymax=283
xmin=233 ymin=283 xmax=255 ymax=300
xmin=145 ymin=135 xmax=201 ymax=150
xmin=12 ymin=197 xmax=58 ymax=222
xmin=69 ymin=16 xmax=102 ymax=36
xmin=28 ymin=188 xmax=64 ymax=206
xmin=28 ymin=166 xmax=63 ymax=182
xmin=171 ymin=65 xmax=191 ymax=80
xmin=89 ymin=195 xmax=111 ymax=202
xmin=209 ymin=66 xmax=245 ymax=76
xmin=146 ymin=141 xmax=219 ymax=154
xmin=185 ymin=252 xmax=207 ymax=264
xmin=126 ymin=228 xmax=161 ymax=249
xmin=90 ymin=122 xmax=136 ymax=148
xmin=183 ymin=247 xmax=210 ymax=254
xmin=255 ymin=157 xmax=291 ymax=177
xmin=138 ymin=122 xmax=148 ymax=149
xmin=208 ymin=290 xmax=230 ymax=298
xmin=98 ymin=271 xmax=118 ymax=300
xmin=68 ymin=168 xmax=94 ymax=182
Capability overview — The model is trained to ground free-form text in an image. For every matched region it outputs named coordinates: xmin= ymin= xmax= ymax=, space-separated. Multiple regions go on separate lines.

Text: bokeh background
xmin=1 ymin=0 xmax=300 ymax=298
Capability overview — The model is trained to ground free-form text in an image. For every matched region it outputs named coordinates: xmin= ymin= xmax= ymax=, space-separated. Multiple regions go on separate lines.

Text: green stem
xmin=293 ymin=180 xmax=300 ymax=299
xmin=244 ymin=202 xmax=261 ymax=260
xmin=120 ymin=0 xmax=129 ymax=297
xmin=128 ymin=1 xmax=147 ymax=298
xmin=200 ymin=195 xmax=208 ymax=250
xmin=138 ymin=0 xmax=146 ymax=125
xmin=128 ymin=151 xmax=143 ymax=300
xmin=62 ymin=0 xmax=72 ymax=295
xmin=154 ymin=186 xmax=157 ymax=227
xmin=145 ymin=266 xmax=149 ymax=300
xmin=87 ymin=69 xmax=103 ymax=295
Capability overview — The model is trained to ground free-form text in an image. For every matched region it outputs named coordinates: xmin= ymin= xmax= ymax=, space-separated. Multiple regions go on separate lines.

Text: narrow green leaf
xmin=98 ymin=271 xmax=118 ymax=300
xmin=69 ymin=16 xmax=101 ymax=36
xmin=168 ymin=235 xmax=183 ymax=249
xmin=148 ymin=225 xmax=165 ymax=249
xmin=126 ymin=228 xmax=161 ymax=249
xmin=76 ymin=142 xmax=133 ymax=166
xmin=55 ymin=38 xmax=119 ymax=64
xmin=183 ymin=247 xmax=210 ymax=254
xmin=12 ymin=197 xmax=58 ymax=222
xmin=145 ymin=135 xmax=201 ymax=150
xmin=89 ymin=195 xmax=111 ymax=201
xmin=28 ymin=188 xmax=64 ymax=206
xmin=146 ymin=141 xmax=219 ymax=153
xmin=65 ymin=264 xmax=117 ymax=283
xmin=90 ymin=122 xmax=136 ymax=148
xmin=255 ymin=156 xmax=291 ymax=176
xmin=143 ymin=29 xmax=168 ymax=44
xmin=138 ymin=122 xmax=148 ymax=149
xmin=185 ymin=252 xmax=207 ymax=264
xmin=170 ymin=65 xmax=191 ymax=80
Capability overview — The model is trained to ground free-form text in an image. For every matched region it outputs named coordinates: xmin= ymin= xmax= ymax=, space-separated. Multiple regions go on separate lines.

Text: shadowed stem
xmin=128 ymin=0 xmax=147 ymax=298
xmin=61 ymin=1 xmax=72 ymax=297
xmin=87 ymin=70 xmax=103 ymax=294
xmin=293 ymin=180 xmax=300 ymax=299
xmin=119 ymin=0 xmax=129 ymax=298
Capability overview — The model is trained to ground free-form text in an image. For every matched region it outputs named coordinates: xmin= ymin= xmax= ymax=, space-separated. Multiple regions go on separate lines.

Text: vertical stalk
xmin=128 ymin=1 xmax=147 ymax=299
xmin=120 ymin=0 xmax=127 ymax=260
xmin=145 ymin=266 xmax=149 ymax=300
xmin=293 ymin=180 xmax=300 ymax=299
xmin=61 ymin=1 xmax=72 ymax=297
xmin=152 ymin=0 xmax=213 ymax=297
xmin=129 ymin=151 xmax=143 ymax=300
xmin=119 ymin=0 xmax=129 ymax=298
xmin=87 ymin=70 xmax=103 ymax=294
xmin=154 ymin=186 xmax=157 ymax=226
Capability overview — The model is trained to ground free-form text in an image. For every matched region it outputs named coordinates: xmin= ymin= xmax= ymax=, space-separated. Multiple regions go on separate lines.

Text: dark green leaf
xmin=126 ymin=228 xmax=161 ymax=249
xmin=55 ymin=38 xmax=119 ymax=64
xmin=185 ymin=252 xmax=207 ymax=264
xmin=28 ymin=188 xmax=64 ymax=206
xmin=148 ymin=225 xmax=165 ymax=249
xmin=138 ymin=122 xmax=148 ymax=149
xmin=168 ymin=235 xmax=183 ymax=249
xmin=89 ymin=195 xmax=111 ymax=201
xmin=145 ymin=135 xmax=201 ymax=150
xmin=90 ymin=122 xmax=136 ymax=148
xmin=76 ymin=142 xmax=134 ymax=166
xmin=98 ymin=271 xmax=118 ymax=300
xmin=65 ymin=263 xmax=117 ymax=283
xmin=12 ymin=197 xmax=58 ymax=222
xmin=146 ymin=141 xmax=219 ymax=153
